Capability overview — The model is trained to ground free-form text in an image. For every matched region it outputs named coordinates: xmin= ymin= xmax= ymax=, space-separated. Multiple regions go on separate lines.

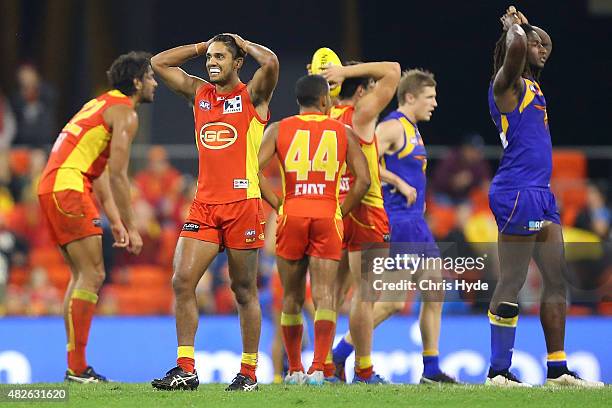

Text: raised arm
xmin=106 ymin=105 xmax=142 ymax=255
xmin=492 ymin=21 xmax=527 ymax=112
xmin=151 ymin=42 xmax=209 ymax=101
xmin=258 ymin=121 xmax=281 ymax=211
xmin=492 ymin=6 xmax=535 ymax=113
xmin=341 ymin=127 xmax=370 ymax=217
xmin=92 ymin=169 xmax=129 ymax=248
xmin=323 ymin=61 xmax=401 ymax=128
xmin=228 ymin=34 xmax=279 ymax=113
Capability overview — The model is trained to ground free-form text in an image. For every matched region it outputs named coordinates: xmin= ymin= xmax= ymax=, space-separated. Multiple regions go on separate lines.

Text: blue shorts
xmin=389 ymin=217 xmax=441 ymax=258
xmin=489 ymin=189 xmax=560 ymax=236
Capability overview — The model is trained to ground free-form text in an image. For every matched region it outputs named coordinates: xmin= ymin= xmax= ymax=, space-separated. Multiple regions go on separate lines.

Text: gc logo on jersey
xmin=199 ymin=122 xmax=238 ymax=150
xmin=223 ymin=95 xmax=242 ymax=114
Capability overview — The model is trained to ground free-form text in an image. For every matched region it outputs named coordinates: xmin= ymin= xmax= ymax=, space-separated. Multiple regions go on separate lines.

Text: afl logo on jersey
xmin=199 ymin=122 xmax=238 ymax=150
xmin=529 ymin=84 xmax=542 ymax=96
xmin=198 ymin=100 xmax=211 ymax=111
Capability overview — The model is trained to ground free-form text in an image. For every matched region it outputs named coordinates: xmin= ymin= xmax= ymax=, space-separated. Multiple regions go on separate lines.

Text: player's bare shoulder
xmin=376 ymin=119 xmax=404 ymax=153
xmin=103 ymin=104 xmax=138 ymax=132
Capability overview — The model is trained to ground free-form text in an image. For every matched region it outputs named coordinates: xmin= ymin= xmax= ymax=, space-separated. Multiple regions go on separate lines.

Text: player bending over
xmin=38 ymin=52 xmax=155 ymax=382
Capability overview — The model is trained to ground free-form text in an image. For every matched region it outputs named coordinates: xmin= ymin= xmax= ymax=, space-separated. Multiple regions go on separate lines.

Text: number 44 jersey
xmin=276 ymin=112 xmax=348 ymax=219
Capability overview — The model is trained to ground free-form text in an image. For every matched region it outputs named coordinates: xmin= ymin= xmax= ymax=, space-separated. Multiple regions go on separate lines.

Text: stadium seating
xmin=551 ymin=149 xmax=588 ymax=226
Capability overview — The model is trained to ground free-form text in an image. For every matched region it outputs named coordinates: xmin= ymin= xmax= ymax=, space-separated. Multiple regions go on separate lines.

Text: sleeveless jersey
xmin=380 ymin=111 xmax=427 ymax=220
xmin=488 ymin=77 xmax=552 ymax=193
xmin=276 ymin=113 xmax=348 ymax=219
xmin=329 ymin=104 xmax=384 ymax=208
xmin=38 ymin=90 xmax=133 ymax=194
xmin=193 ymin=82 xmax=267 ymax=204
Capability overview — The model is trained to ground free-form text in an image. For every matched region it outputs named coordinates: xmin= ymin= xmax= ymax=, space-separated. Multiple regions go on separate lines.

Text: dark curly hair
xmin=106 ymin=51 xmax=152 ymax=96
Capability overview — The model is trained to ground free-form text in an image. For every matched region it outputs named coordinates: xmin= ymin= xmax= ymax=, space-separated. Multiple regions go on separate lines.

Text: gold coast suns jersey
xmin=330 ymin=105 xmax=384 ymax=208
xmin=38 ymin=90 xmax=133 ymax=194
xmin=193 ymin=82 xmax=267 ymax=204
xmin=276 ymin=112 xmax=348 ymax=219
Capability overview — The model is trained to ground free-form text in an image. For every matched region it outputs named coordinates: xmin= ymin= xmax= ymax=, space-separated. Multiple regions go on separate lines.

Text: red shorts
xmin=180 ymin=198 xmax=265 ymax=250
xmin=276 ymin=214 xmax=343 ymax=261
xmin=38 ymin=190 xmax=102 ymax=246
xmin=343 ymin=203 xmax=390 ymax=251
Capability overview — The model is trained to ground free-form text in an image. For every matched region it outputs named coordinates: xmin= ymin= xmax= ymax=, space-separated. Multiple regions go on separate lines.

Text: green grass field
xmin=1 ymin=383 xmax=610 ymax=408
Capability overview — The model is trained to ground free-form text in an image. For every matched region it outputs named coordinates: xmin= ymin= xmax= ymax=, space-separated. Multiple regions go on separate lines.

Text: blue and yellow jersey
xmin=488 ymin=77 xmax=552 ymax=193
xmin=380 ymin=111 xmax=427 ymax=220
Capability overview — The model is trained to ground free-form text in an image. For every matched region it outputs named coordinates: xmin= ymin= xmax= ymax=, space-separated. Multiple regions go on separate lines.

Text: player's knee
xmin=542 ymin=276 xmax=567 ymax=297
xmin=82 ymin=264 xmax=105 ymax=290
xmin=311 ymin=289 xmax=334 ymax=310
xmin=92 ymin=269 xmax=105 ymax=289
xmin=172 ymin=273 xmax=193 ymax=296
xmin=284 ymin=291 xmax=305 ymax=309
xmin=231 ymin=281 xmax=257 ymax=306
xmin=282 ymin=295 xmax=303 ymax=313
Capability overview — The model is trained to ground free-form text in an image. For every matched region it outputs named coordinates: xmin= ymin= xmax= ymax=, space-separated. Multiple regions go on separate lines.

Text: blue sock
xmin=488 ymin=307 xmax=518 ymax=373
xmin=546 ymin=352 xmax=568 ymax=378
xmin=332 ymin=337 xmax=354 ymax=363
xmin=423 ymin=354 xmax=442 ymax=378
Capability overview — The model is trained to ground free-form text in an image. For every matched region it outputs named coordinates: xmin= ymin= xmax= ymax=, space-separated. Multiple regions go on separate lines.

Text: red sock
xmin=309 ymin=319 xmax=336 ymax=372
xmin=177 ymin=357 xmax=195 ymax=373
xmin=240 ymin=363 xmax=257 ymax=381
xmin=281 ymin=320 xmax=304 ymax=373
xmin=67 ymin=290 xmax=98 ymax=374
xmin=355 ymin=365 xmax=373 ymax=379
xmin=323 ymin=362 xmax=336 ymax=378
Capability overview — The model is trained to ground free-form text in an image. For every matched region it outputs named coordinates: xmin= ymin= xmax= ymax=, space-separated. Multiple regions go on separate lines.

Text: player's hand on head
xmin=127 ymin=229 xmax=143 ymax=255
xmin=224 ymin=33 xmax=248 ymax=52
xmin=516 ymin=10 xmax=529 ymax=25
xmin=500 ymin=6 xmax=521 ymax=31
xmin=111 ymin=223 xmax=129 ymax=248
xmin=320 ymin=64 xmax=345 ymax=86
xmin=306 ymin=63 xmax=313 ymax=74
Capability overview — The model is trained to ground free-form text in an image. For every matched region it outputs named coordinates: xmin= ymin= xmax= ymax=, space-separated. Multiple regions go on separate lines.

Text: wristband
xmin=195 ymin=42 xmax=206 ymax=56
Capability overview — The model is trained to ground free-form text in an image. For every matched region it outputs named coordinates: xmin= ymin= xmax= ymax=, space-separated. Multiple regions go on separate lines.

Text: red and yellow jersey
xmin=330 ymin=104 xmax=384 ymax=209
xmin=193 ymin=82 xmax=267 ymax=204
xmin=38 ymin=90 xmax=133 ymax=194
xmin=276 ymin=113 xmax=348 ymax=219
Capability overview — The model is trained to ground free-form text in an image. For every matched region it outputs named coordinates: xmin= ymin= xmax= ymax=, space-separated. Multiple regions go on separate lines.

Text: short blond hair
xmin=396 ymin=69 xmax=436 ymax=106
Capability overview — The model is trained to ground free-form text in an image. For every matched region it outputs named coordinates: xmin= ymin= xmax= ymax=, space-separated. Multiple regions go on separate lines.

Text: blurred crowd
xmin=0 ymin=65 xmax=610 ymax=317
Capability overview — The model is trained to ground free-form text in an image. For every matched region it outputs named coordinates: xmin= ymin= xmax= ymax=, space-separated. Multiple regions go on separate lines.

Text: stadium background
xmin=0 ymin=0 xmax=610 ymax=384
